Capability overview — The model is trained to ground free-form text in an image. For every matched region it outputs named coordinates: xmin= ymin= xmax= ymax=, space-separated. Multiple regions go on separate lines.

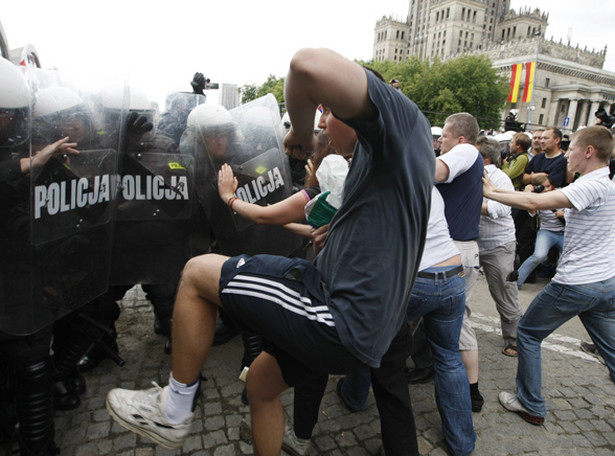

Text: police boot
xmin=15 ymin=356 xmax=58 ymax=456
xmin=53 ymin=339 xmax=90 ymax=411
xmin=240 ymin=331 xmax=262 ymax=405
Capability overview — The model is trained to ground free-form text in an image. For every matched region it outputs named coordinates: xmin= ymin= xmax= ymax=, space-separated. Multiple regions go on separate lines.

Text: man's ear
xmin=457 ymin=136 xmax=468 ymax=144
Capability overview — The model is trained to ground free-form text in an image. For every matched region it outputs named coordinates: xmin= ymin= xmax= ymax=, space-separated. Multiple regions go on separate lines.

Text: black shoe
xmin=213 ymin=322 xmax=239 ymax=346
xmin=471 ymin=388 xmax=484 ymax=413
xmin=405 ymin=366 xmax=434 ymax=384
xmin=53 ymin=378 xmax=81 ymax=411
xmin=71 ymin=372 xmax=86 ymax=396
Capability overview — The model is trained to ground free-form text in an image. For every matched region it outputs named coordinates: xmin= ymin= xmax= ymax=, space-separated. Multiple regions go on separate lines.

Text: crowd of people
xmin=2 ymin=48 xmax=615 ymax=456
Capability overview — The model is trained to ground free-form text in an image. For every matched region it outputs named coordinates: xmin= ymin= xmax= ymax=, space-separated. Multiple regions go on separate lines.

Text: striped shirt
xmin=554 ymin=167 xmax=615 ymax=285
xmin=478 ymin=165 xmax=516 ymax=251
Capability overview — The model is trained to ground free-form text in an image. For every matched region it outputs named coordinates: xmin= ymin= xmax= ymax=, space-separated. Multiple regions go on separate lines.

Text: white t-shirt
xmin=555 ymin=167 xmax=615 ymax=285
xmin=419 ymin=187 xmax=460 ymax=271
xmin=437 ymin=143 xmax=480 ymax=183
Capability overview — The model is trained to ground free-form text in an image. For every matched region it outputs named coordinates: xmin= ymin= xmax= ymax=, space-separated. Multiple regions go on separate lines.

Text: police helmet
xmin=0 ymin=57 xmax=30 ymax=149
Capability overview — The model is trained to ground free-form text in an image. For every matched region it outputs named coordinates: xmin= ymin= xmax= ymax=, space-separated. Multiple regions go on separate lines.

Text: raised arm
xmin=283 ymin=48 xmax=377 ymax=159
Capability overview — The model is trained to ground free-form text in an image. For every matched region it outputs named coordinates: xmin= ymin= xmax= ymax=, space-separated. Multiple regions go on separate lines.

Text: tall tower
xmin=374 ymin=0 xmax=511 ymax=61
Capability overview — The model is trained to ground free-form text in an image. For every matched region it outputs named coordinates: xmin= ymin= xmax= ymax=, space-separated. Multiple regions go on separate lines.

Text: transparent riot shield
xmin=0 ymin=66 xmax=122 ymax=336
xmin=186 ymin=94 xmax=304 ymax=257
xmin=110 ymin=149 xmax=196 ymax=285
xmin=158 ymin=92 xmax=206 ymax=145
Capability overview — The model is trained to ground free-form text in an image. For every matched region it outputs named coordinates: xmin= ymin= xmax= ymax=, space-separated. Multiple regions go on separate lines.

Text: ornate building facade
xmin=373 ymin=1 xmax=615 ymax=132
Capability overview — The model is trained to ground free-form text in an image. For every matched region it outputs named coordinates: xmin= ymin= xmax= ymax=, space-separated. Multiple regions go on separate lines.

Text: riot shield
xmin=186 ymin=94 xmax=304 ymax=257
xmin=110 ymin=150 xmax=196 ymax=285
xmin=0 ymin=66 xmax=122 ymax=336
xmin=158 ymin=92 xmax=206 ymax=145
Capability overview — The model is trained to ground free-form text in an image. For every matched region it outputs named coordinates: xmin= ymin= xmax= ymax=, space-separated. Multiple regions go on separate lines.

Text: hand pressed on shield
xmin=217 ymin=163 xmax=239 ymax=202
xmin=22 ymin=136 xmax=79 ymax=173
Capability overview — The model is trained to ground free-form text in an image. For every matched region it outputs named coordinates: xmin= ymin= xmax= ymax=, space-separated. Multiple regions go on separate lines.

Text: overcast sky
xmin=3 ymin=1 xmax=613 ymax=108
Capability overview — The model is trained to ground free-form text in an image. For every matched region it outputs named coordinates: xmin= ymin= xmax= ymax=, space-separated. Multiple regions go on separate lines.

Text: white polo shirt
xmin=554 ymin=167 xmax=615 ymax=285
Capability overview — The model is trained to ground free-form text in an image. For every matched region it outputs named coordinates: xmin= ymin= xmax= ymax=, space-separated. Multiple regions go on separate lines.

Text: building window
xmin=545 ymin=78 xmax=550 ymax=88
xmin=541 ymin=98 xmax=547 ymax=108
xmin=539 ymin=114 xmax=544 ymax=124
xmin=446 ymin=8 xmax=450 ymax=18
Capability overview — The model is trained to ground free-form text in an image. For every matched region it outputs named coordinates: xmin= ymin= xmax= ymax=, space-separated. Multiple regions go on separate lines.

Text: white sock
xmin=164 ymin=373 xmax=199 ymax=424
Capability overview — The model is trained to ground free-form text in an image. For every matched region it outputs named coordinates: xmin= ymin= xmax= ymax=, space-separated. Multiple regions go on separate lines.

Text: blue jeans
xmin=339 ymin=367 xmax=371 ymax=411
xmin=516 ymin=278 xmax=615 ymax=417
xmin=517 ymin=229 xmax=564 ymax=287
xmin=407 ymin=269 xmax=475 ymax=456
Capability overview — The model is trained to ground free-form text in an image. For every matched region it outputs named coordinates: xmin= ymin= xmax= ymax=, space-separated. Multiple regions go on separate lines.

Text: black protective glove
xmin=124 ymin=111 xmax=154 ymax=152
xmin=190 ymin=72 xmax=208 ymax=95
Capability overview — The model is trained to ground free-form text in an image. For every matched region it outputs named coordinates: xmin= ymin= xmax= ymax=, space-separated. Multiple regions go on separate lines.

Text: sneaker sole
xmin=105 ymin=396 xmax=185 ymax=450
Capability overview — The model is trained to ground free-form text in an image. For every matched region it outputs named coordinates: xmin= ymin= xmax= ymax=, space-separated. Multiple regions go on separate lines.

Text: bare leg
xmin=247 ymin=352 xmax=289 ymax=456
xmin=461 ymin=349 xmax=479 ymax=383
xmin=171 ymin=254 xmax=229 ymax=384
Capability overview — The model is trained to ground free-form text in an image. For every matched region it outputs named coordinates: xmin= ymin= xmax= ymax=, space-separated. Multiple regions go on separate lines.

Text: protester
xmin=105 ymin=47 xmax=434 ymax=454
xmin=476 ymin=137 xmax=523 ymax=357
xmin=516 ymin=176 xmax=565 ymax=289
xmin=433 ymin=112 xmax=485 ymax=412
xmin=483 ymin=125 xmax=615 ymax=425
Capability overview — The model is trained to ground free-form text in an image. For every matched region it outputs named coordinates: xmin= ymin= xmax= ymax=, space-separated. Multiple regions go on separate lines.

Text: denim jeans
xmin=339 ymin=367 xmax=371 ymax=411
xmin=407 ymin=268 xmax=476 ymax=456
xmin=517 ymin=229 xmax=564 ymax=287
xmin=516 ymin=278 xmax=615 ymax=417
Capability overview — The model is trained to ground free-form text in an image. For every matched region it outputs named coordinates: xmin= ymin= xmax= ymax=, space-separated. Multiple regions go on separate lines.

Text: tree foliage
xmin=240 ymin=84 xmax=258 ymax=104
xmin=241 ymin=74 xmax=285 ymax=107
xmin=364 ymin=54 xmax=509 ymax=128
xmin=241 ymin=55 xmax=508 ymax=129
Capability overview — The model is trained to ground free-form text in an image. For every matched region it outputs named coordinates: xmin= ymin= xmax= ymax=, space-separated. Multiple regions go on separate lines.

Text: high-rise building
xmin=373 ymin=1 xmax=615 ymax=132
xmin=220 ymin=83 xmax=240 ymax=111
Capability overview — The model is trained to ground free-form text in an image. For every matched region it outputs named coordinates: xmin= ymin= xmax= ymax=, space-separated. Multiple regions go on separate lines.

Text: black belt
xmin=417 ymin=265 xmax=464 ymax=280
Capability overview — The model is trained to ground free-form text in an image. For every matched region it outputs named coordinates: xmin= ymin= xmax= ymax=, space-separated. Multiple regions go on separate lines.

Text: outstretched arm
xmin=218 ymin=163 xmax=308 ymax=225
xmin=483 ymin=172 xmax=571 ymax=211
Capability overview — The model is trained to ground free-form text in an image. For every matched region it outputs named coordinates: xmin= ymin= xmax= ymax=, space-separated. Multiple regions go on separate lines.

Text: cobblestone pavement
xmin=3 ymin=275 xmax=614 ymax=456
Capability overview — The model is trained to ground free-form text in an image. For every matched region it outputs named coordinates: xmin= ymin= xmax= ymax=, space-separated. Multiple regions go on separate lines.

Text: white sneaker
xmin=282 ymin=423 xmax=311 ymax=456
xmin=106 ymin=382 xmax=194 ymax=450
xmin=498 ymin=391 xmax=544 ymax=425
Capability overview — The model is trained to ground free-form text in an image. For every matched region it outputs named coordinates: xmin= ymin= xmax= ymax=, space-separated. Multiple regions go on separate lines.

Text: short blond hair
xmin=571 ymin=126 xmax=614 ymax=164
xmin=444 ymin=112 xmax=479 ymax=144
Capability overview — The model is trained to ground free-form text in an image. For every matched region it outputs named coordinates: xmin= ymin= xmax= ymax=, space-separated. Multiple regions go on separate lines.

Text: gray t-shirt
xmin=316 ymin=70 xmax=435 ymax=368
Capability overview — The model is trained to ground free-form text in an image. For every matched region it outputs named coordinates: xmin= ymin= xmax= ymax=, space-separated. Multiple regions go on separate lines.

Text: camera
xmin=501 ymin=150 xmax=513 ymax=161
xmin=533 ymin=184 xmax=545 ymax=193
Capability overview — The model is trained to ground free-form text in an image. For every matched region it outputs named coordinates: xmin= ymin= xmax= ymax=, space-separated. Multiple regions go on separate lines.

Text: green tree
xmin=240 ymin=84 xmax=258 ymax=104
xmin=364 ymin=54 xmax=508 ymax=129
xmin=255 ymin=74 xmax=285 ymax=104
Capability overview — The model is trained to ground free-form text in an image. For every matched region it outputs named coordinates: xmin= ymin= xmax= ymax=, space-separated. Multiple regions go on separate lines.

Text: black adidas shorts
xmin=219 ymin=254 xmax=365 ymax=386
